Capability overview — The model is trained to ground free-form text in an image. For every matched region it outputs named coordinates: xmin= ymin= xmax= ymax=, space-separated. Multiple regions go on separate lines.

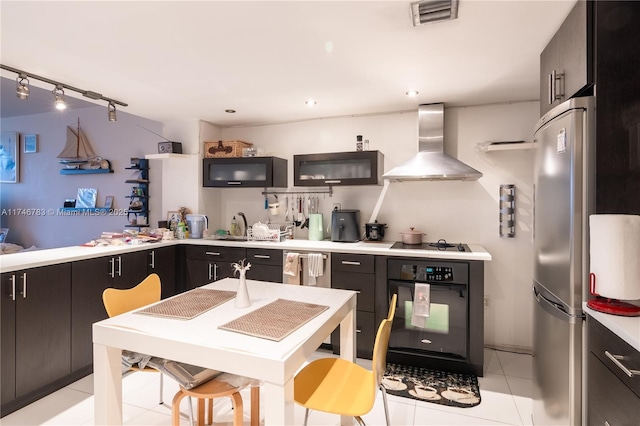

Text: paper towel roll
xmin=589 ymin=214 xmax=640 ymax=300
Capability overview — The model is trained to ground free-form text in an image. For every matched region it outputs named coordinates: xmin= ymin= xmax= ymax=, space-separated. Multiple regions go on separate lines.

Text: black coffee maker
xmin=331 ymin=209 xmax=360 ymax=242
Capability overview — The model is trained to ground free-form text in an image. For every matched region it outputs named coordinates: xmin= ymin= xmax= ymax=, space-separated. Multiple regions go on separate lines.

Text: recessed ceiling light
xmin=225 ymin=109 xmax=236 ymax=113
xmin=405 ymin=90 xmax=419 ymax=97
xmin=305 ymin=99 xmax=317 ymax=106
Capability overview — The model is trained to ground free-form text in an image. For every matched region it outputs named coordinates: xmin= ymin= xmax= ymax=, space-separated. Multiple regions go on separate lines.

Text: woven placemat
xmin=135 ymin=288 xmax=236 ymax=320
xmin=219 ymin=298 xmax=329 ymax=341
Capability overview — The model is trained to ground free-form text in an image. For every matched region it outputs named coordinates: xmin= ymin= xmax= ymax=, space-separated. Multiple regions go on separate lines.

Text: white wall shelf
xmin=145 ymin=153 xmax=196 ymax=160
xmin=475 ymin=141 xmax=534 ymax=152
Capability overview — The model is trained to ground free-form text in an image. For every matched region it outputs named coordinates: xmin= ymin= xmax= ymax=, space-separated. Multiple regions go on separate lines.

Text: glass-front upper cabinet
xmin=203 ymin=157 xmax=287 ymax=187
xmin=294 ymin=151 xmax=384 ymax=186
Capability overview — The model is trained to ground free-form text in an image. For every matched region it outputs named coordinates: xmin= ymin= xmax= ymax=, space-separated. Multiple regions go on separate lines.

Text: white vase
xmin=235 ymin=272 xmax=251 ymax=308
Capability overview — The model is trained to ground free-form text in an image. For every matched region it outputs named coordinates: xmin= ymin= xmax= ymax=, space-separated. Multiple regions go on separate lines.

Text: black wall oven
xmin=382 ymin=258 xmax=485 ymax=376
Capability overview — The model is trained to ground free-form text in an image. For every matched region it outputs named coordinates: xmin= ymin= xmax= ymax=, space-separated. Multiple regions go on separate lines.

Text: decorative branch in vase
xmin=232 ymin=259 xmax=252 ymax=308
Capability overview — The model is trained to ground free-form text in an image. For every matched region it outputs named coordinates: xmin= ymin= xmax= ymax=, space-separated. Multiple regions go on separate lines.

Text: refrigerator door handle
xmin=533 ymin=285 xmax=582 ymax=323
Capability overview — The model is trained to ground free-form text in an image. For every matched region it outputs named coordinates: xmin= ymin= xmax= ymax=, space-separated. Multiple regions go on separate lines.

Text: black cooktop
xmin=391 ymin=241 xmax=471 ymax=252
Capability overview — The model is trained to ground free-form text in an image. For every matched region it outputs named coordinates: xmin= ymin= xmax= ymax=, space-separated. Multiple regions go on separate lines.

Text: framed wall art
xmin=23 ymin=134 xmax=38 ymax=153
xmin=0 ymin=132 xmax=19 ymax=183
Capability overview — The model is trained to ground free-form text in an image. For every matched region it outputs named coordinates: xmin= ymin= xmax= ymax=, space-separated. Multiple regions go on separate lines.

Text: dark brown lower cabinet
xmin=70 ymin=251 xmax=148 ymax=373
xmin=245 ymin=248 xmax=283 ymax=283
xmin=147 ymin=246 xmax=177 ymax=298
xmin=331 ymin=253 xmax=376 ymax=359
xmin=1 ymin=264 xmax=71 ymax=416
xmin=587 ymin=316 xmax=640 ymax=425
xmin=185 ymin=246 xmax=246 ymax=290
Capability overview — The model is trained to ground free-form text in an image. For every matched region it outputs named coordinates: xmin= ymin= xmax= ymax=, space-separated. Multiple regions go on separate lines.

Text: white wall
xmin=212 ymin=101 xmax=538 ymax=351
xmin=0 ymin=106 xmax=162 ymax=249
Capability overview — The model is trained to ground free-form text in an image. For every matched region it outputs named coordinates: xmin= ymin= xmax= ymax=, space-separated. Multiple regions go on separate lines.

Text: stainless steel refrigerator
xmin=532 ymin=96 xmax=594 ymax=426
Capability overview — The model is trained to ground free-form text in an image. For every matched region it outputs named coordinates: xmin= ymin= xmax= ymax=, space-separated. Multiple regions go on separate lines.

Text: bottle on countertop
xmin=364 ymin=139 xmax=369 ymax=150
xmin=176 ymin=221 xmax=187 ymax=239
xmin=231 ymin=216 xmax=239 ymax=236
xmin=356 ymin=135 xmax=363 ymax=151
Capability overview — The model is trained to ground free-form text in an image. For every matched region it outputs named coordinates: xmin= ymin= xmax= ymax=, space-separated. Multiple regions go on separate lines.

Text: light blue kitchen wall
xmin=0 ymin=106 xmax=162 ymax=249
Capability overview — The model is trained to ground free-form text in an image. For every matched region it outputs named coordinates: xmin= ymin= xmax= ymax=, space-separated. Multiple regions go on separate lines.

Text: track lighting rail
xmin=1 ymin=64 xmax=128 ymax=107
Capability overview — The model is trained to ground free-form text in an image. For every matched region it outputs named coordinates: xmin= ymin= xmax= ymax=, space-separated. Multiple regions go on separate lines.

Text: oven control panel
xmin=423 ymin=266 xmax=453 ymax=281
xmin=399 ymin=265 xmax=455 ymax=282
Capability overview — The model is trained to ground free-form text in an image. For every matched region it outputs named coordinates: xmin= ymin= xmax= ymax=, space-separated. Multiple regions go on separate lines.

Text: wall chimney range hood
xmin=383 ymin=103 xmax=482 ymax=182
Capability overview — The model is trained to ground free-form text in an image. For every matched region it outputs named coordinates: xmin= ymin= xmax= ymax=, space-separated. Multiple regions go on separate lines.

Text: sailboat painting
xmin=58 ymin=118 xmax=99 ymax=169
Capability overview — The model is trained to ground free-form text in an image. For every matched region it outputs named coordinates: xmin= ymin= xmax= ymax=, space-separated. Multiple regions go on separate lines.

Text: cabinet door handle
xmin=20 ymin=272 xmax=27 ymax=299
xmin=254 ymin=254 xmax=270 ymax=259
xmin=9 ymin=274 xmax=16 ymax=301
xmin=117 ymin=256 xmax=122 ymax=277
xmin=208 ymin=263 xmax=213 ymax=281
xmin=356 ymin=329 xmax=362 ymax=333
xmin=605 ymin=351 xmax=640 ymax=377
xmin=341 ymin=260 xmax=361 ymax=266
xmin=205 ymin=252 xmax=221 ymax=256
xmin=227 ymin=182 xmax=242 ymax=185
xmin=109 ymin=258 xmax=115 ymax=278
xmin=213 ymin=263 xmax=218 ymax=281
xmin=548 ymin=69 xmax=564 ymax=105
xmin=149 ymin=250 xmax=155 ymax=269
xmin=325 ymin=180 xmax=341 ymax=184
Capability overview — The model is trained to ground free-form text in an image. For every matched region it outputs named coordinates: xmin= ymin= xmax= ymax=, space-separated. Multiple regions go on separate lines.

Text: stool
xmin=171 ymin=379 xmax=259 ymax=426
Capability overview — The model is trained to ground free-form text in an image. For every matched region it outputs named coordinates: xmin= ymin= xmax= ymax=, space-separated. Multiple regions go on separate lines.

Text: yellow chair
xmin=102 ymin=273 xmax=166 ymax=405
xmin=294 ymin=294 xmax=397 ymax=426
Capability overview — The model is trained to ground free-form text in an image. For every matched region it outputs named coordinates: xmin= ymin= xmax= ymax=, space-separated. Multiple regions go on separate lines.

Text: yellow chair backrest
xmin=372 ymin=293 xmax=397 ymax=387
xmin=103 ymin=273 xmax=161 ymax=317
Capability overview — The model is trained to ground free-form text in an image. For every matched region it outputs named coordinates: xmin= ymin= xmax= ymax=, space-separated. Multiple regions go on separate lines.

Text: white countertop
xmin=584 ymin=303 xmax=640 ymax=352
xmin=0 ymin=238 xmax=491 ymax=273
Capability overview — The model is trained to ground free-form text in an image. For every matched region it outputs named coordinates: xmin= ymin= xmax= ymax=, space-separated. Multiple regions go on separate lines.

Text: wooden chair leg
xmin=207 ymin=398 xmax=213 ymax=425
xmin=250 ymin=386 xmax=260 ymax=426
xmin=197 ymin=398 xmax=205 ymax=426
xmin=171 ymin=390 xmax=188 ymax=426
xmin=230 ymin=392 xmax=244 ymax=426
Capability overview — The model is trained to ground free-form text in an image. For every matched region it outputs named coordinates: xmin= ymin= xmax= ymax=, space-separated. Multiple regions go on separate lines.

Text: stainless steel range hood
xmin=383 ymin=103 xmax=482 ymax=181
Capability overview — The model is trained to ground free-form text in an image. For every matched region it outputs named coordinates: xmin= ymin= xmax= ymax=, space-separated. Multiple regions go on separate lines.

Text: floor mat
xmin=382 ymin=363 xmax=481 ymax=408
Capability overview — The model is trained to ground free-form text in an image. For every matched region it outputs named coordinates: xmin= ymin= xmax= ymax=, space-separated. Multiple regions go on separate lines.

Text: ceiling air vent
xmin=411 ymin=0 xmax=459 ymax=26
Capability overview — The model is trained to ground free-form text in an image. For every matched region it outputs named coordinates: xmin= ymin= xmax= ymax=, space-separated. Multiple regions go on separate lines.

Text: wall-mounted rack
xmin=261 ymin=187 xmax=334 ymax=197
xmin=499 ymin=184 xmax=516 ymax=238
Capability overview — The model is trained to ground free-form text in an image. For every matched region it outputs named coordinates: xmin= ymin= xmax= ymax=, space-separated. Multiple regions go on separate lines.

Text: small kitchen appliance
xmin=186 ymin=214 xmax=208 ymax=239
xmin=330 ymin=209 xmax=360 ymax=242
xmin=364 ymin=221 xmax=386 ymax=241
xmin=308 ymin=214 xmax=324 ymax=241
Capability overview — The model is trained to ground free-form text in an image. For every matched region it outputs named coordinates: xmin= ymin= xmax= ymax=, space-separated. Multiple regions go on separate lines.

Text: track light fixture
xmin=1 ymin=63 xmax=127 ymax=121
xmin=108 ymin=101 xmax=117 ymax=122
xmin=16 ymin=74 xmax=30 ymax=99
xmin=53 ymin=85 xmax=67 ymax=110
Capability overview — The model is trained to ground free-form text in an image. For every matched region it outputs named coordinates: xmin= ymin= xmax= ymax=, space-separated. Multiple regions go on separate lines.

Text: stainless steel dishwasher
xmin=283 ymin=250 xmax=332 ymax=343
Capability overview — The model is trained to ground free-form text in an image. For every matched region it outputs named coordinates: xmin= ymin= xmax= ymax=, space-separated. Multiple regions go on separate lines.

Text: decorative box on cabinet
xmin=1 ymin=264 xmax=72 ymax=416
xmin=125 ymin=158 xmax=150 ymax=229
xmin=587 ymin=316 xmax=640 ymax=425
xmin=294 ymin=151 xmax=384 ymax=186
xmin=245 ymin=248 xmax=283 ymax=283
xmin=331 ymin=253 xmax=376 ymax=359
xmin=185 ymin=245 xmax=247 ymax=290
xmin=539 ymin=0 xmax=593 ymax=116
xmin=202 ymin=157 xmax=287 ymax=187
xmin=70 ymin=251 xmax=148 ymax=373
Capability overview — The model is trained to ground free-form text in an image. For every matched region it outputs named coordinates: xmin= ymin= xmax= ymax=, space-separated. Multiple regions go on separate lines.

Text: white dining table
xmin=93 ymin=278 xmax=357 ymax=425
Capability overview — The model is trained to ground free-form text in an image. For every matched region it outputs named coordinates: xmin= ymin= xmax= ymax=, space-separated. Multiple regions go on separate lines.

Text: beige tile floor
xmin=1 ymin=348 xmax=532 ymax=426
